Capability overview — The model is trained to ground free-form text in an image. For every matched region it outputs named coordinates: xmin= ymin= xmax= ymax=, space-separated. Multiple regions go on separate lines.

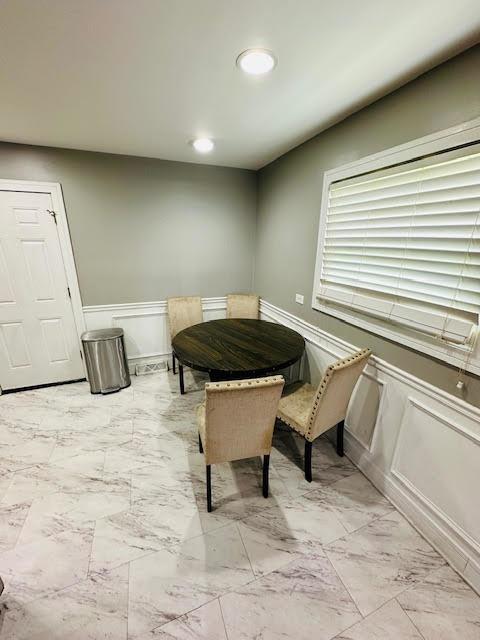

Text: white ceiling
xmin=0 ymin=0 xmax=479 ymax=170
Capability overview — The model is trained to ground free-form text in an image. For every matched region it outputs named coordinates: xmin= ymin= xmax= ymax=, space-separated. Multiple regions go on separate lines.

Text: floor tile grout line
xmin=394 ymin=597 xmax=428 ymax=640
xmin=218 ymin=596 xmax=231 ymax=640
xmin=322 ymin=551 xmax=364 ymax=621
xmin=129 ymin=539 xmax=324 ymax=635
xmin=126 ymin=560 xmax=131 ymax=640
xmin=143 ymin=551 xmax=333 ymax=638
xmin=330 ymin=595 xmax=425 ymax=639
xmin=145 ymin=593 xmax=222 ymax=637
xmin=328 ymin=502 xmax=397 ymax=542
xmin=323 ymin=504 xmax=418 ymax=549
xmin=7 ymin=500 xmax=33 ymax=551
xmin=295 ymin=466 xmax=361 ymax=500
xmin=0 ymin=571 xmax=92 ymax=614
xmin=235 ymin=521 xmax=256 ymax=579
xmin=323 ymin=525 xmax=449 ymax=628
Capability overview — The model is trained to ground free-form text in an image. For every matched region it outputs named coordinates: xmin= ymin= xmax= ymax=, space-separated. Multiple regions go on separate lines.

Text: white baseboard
xmin=260 ymin=299 xmax=480 ymax=595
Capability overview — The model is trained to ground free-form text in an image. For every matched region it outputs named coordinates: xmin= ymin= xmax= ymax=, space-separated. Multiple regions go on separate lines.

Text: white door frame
xmin=0 ymin=179 xmax=87 ymax=384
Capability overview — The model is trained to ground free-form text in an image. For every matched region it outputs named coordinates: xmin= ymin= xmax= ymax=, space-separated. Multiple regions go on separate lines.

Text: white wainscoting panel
xmin=83 ymin=297 xmax=226 ymax=371
xmin=260 ymin=299 xmax=480 ymax=594
xmin=391 ymin=398 xmax=480 ymax=558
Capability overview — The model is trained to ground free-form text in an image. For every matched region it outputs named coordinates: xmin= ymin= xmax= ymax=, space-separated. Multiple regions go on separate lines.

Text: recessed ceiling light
xmin=192 ymin=138 xmax=214 ymax=153
xmin=236 ymin=49 xmax=276 ymax=75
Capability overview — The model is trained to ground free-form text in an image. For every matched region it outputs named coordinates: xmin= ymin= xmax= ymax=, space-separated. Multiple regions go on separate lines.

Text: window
xmin=313 ymin=118 xmax=480 ymax=375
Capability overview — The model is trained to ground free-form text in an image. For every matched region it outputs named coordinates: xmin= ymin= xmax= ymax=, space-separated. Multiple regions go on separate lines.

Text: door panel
xmin=22 ymin=240 xmax=56 ymax=301
xmin=0 ymin=190 xmax=84 ymax=390
xmin=0 ymin=242 xmax=15 ymax=302
xmin=0 ymin=322 xmax=31 ymax=368
xmin=40 ymin=318 xmax=70 ymax=363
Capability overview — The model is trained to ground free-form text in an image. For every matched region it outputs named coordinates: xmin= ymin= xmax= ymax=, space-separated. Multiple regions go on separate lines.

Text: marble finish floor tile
xmin=104 ymin=431 xmax=188 ymax=473
xmin=325 ymin=511 xmax=445 ymax=616
xmin=137 ymin=599 xmax=227 ymax=640
xmin=48 ymin=449 xmax=106 ymax=477
xmin=0 ymin=471 xmax=14 ymax=502
xmin=0 ymin=564 xmax=128 ymax=640
xmin=220 ymin=553 xmax=362 ymax=640
xmin=270 ymin=432 xmax=357 ymax=497
xmin=49 ymin=424 xmax=134 ymax=462
xmin=128 ymin=524 xmax=254 ymax=637
xmin=17 ymin=477 xmax=131 ymax=546
xmin=334 ymin=599 xmax=422 ymax=639
xmin=0 ymin=525 xmax=93 ymax=605
xmin=1 ymin=464 xmax=102 ymax=506
xmin=0 ymin=427 xmax=57 ymax=462
xmin=302 ymin=470 xmax=394 ymax=533
xmin=89 ymin=508 xmax=173 ymax=572
xmin=238 ymin=494 xmax=346 ymax=576
xmin=1 ymin=461 xmax=126 ymax=508
xmin=0 ymin=501 xmax=30 ymax=552
xmin=1 ymin=370 xmax=479 ymax=640
xmin=396 ymin=565 xmax=480 ymax=639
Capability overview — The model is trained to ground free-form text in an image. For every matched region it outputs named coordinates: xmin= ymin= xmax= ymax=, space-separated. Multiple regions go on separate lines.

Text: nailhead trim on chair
xmin=205 ymin=376 xmax=284 ymax=392
xmin=305 ymin=348 xmax=371 ymax=441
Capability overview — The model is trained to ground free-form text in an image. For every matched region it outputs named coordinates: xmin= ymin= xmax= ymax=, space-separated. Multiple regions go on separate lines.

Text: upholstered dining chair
xmin=167 ymin=296 xmax=203 ymax=392
xmin=197 ymin=375 xmax=285 ymax=512
xmin=277 ymin=348 xmax=371 ymax=482
xmin=226 ymin=294 xmax=259 ymax=319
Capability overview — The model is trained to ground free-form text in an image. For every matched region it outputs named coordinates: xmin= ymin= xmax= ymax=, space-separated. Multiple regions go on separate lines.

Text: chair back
xmin=226 ymin=294 xmax=259 ymax=319
xmin=203 ymin=376 xmax=284 ymax=465
xmin=167 ymin=296 xmax=203 ymax=339
xmin=306 ymin=349 xmax=371 ymax=441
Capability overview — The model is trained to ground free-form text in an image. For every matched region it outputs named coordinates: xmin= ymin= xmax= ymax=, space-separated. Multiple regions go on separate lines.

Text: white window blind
xmin=318 ymin=147 xmax=480 ymax=345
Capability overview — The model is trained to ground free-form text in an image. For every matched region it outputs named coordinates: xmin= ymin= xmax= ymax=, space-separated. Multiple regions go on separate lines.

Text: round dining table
xmin=172 ymin=318 xmax=305 ymax=393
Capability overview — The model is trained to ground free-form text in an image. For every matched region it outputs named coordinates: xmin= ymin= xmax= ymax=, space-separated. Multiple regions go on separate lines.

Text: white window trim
xmin=312 ymin=117 xmax=480 ymax=376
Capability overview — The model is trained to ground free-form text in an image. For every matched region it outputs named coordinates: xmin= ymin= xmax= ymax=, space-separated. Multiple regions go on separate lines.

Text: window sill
xmin=312 ymin=297 xmax=480 ymax=376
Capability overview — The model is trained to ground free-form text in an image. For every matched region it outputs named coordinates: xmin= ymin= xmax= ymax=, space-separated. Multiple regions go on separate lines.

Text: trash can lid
xmin=81 ymin=328 xmax=124 ymax=342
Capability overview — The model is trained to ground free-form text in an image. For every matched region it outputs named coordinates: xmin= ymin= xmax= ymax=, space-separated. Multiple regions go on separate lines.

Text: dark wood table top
xmin=172 ymin=319 xmax=305 ymax=379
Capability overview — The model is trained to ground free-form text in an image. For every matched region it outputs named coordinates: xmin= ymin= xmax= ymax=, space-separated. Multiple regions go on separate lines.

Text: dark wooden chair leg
xmin=336 ymin=420 xmax=344 ymax=457
xmin=304 ymin=440 xmax=313 ymax=482
xmin=198 ymin=433 xmax=203 ymax=453
xmin=172 ymin=352 xmax=176 ymax=375
xmin=179 ymin=363 xmax=185 ymax=394
xmin=206 ymin=465 xmax=212 ymax=512
xmin=263 ymin=454 xmax=270 ymax=498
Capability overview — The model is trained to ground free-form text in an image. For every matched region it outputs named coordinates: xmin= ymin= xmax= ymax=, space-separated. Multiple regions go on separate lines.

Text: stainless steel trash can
xmin=81 ymin=328 xmax=131 ymax=394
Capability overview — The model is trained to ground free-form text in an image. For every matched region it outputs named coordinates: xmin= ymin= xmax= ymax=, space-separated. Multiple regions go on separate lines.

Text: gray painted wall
xmin=254 ymin=45 xmax=480 ymax=406
xmin=0 ymin=144 xmax=257 ymax=305
xmin=0 ymin=46 xmax=479 ymax=404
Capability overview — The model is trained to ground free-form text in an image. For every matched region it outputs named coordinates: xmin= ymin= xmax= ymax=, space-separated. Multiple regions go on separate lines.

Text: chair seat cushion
xmin=277 ymin=382 xmax=315 ymax=437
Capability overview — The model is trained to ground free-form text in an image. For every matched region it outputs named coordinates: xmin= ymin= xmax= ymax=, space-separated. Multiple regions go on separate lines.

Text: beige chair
xmin=167 ymin=296 xmax=203 ymax=393
xmin=197 ymin=375 xmax=285 ymax=512
xmin=277 ymin=349 xmax=371 ymax=482
xmin=226 ymin=294 xmax=259 ymax=319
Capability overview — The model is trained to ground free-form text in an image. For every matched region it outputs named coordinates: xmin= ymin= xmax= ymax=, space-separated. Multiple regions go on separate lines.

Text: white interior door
xmin=0 ymin=190 xmax=84 ymax=390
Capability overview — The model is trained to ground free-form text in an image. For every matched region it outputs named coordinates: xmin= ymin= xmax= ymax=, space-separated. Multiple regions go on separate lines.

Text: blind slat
xmin=321 ymin=276 xmax=480 ymax=308
xmin=323 ymin=247 xmax=480 ymax=265
xmin=324 ymin=256 xmax=480 ymax=279
xmin=322 ymin=264 xmax=480 ymax=291
xmin=329 ymin=186 xmax=480 ymax=216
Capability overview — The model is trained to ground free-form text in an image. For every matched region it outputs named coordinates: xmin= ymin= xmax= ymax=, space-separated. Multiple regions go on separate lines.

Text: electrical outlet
xmin=295 ymin=293 xmax=304 ymax=304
